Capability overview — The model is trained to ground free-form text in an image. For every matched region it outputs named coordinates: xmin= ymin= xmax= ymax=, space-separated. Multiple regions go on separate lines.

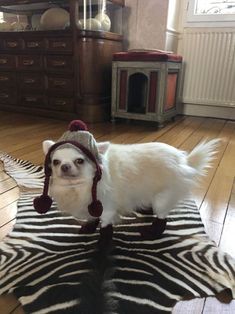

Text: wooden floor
xmin=0 ymin=111 xmax=235 ymax=314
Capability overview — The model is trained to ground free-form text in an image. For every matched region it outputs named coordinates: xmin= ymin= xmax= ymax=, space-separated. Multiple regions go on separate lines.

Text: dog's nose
xmin=61 ymin=164 xmax=71 ymax=173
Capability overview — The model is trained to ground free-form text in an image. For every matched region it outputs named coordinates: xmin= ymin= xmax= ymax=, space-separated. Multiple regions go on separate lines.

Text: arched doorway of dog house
xmin=127 ymin=73 xmax=148 ymax=114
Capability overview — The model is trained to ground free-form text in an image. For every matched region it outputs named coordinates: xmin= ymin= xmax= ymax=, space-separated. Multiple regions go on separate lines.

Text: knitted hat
xmin=57 ymin=120 xmax=100 ymax=161
xmin=34 ymin=120 xmax=103 ymax=218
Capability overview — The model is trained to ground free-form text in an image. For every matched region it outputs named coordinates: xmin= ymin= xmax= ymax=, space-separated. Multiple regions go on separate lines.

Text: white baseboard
xmin=181 ymin=103 xmax=235 ymax=120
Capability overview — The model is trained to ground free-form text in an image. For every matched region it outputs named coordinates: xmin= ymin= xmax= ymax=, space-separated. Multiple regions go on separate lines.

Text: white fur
xmin=43 ymin=139 xmax=220 ymax=227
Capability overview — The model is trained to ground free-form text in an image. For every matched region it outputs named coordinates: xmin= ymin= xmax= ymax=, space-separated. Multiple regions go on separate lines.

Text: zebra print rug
xmin=0 ymin=153 xmax=235 ymax=314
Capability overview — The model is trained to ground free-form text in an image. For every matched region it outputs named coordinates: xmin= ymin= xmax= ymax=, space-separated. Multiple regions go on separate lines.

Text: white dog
xmin=42 ymin=138 xmax=219 ymax=238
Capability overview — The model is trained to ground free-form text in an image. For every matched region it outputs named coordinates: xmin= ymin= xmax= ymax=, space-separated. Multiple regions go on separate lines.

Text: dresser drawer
xmin=46 ymin=56 xmax=73 ymax=72
xmin=0 ymin=55 xmax=16 ymax=69
xmin=0 ymin=90 xmax=17 ymax=104
xmin=20 ymin=94 xmax=47 ymax=107
xmin=18 ymin=55 xmax=43 ymax=70
xmin=47 ymin=76 xmax=74 ymax=94
xmin=47 ymin=37 xmax=72 ymax=52
xmin=0 ymin=72 xmax=16 ymax=87
xmin=4 ymin=38 xmax=22 ymax=50
xmin=18 ymin=73 xmax=45 ymax=90
xmin=24 ymin=38 xmax=45 ymax=50
xmin=48 ymin=97 xmax=75 ymax=112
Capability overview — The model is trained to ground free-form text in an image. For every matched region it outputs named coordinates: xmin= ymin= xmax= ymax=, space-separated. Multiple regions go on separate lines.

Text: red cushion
xmin=113 ymin=51 xmax=182 ymax=62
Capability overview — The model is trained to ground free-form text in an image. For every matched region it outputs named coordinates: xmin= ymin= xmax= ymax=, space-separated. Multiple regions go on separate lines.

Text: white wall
xmin=123 ymin=0 xmax=169 ymax=51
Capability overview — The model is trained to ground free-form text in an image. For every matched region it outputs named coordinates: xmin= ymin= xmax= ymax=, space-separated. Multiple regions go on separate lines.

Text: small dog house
xmin=111 ymin=51 xmax=182 ymax=126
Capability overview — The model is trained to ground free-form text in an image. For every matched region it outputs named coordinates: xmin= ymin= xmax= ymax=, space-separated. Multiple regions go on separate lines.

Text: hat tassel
xmin=88 ymin=171 xmax=103 ymax=217
xmin=34 ymin=175 xmax=53 ymax=214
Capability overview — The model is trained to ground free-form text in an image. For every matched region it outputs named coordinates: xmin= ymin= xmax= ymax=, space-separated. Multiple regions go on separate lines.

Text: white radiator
xmin=179 ymin=29 xmax=235 ymax=107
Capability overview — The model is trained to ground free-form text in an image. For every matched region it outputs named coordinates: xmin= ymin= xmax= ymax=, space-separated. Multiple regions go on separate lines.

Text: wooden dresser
xmin=0 ymin=0 xmax=124 ymax=122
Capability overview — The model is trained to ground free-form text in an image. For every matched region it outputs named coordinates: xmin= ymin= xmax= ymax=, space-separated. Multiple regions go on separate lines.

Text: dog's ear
xmin=43 ymin=140 xmax=55 ymax=155
xmin=97 ymin=142 xmax=110 ymax=155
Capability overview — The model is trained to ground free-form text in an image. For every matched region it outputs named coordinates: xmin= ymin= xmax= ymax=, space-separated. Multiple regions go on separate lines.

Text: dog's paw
xmin=140 ymin=218 xmax=167 ymax=240
xmin=79 ymin=219 xmax=100 ymax=234
xmin=98 ymin=224 xmax=113 ymax=250
xmin=136 ymin=207 xmax=154 ymax=215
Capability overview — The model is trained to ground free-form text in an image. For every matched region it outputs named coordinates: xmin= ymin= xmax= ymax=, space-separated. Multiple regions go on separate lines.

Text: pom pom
xmin=68 ymin=120 xmax=88 ymax=132
xmin=140 ymin=218 xmax=167 ymax=239
xmin=34 ymin=195 xmax=53 ymax=214
xmin=88 ymin=200 xmax=103 ymax=217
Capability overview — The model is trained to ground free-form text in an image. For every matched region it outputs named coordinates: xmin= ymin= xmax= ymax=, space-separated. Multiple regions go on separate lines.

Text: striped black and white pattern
xmin=0 ymin=153 xmax=235 ymax=314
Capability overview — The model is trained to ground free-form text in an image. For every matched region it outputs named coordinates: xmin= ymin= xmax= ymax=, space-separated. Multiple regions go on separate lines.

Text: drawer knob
xmin=7 ymin=41 xmax=18 ymax=48
xmin=0 ymin=76 xmax=9 ymax=81
xmin=23 ymin=59 xmax=34 ymax=66
xmin=52 ymin=42 xmax=66 ymax=48
xmin=0 ymin=58 xmax=8 ymax=65
xmin=0 ymin=93 xmax=9 ymax=98
xmin=24 ymin=78 xmax=36 ymax=84
xmin=53 ymin=80 xmax=66 ymax=87
xmin=25 ymin=96 xmax=37 ymax=102
xmin=55 ymin=100 xmax=66 ymax=106
xmin=27 ymin=42 xmax=40 ymax=48
xmin=52 ymin=60 xmax=66 ymax=67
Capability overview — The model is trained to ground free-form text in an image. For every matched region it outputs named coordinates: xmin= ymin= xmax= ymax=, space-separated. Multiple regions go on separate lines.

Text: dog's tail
xmin=187 ymin=138 xmax=221 ymax=174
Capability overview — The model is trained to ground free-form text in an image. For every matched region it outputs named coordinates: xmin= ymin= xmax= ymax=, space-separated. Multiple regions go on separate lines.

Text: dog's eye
xmin=53 ymin=159 xmax=60 ymax=166
xmin=75 ymin=158 xmax=84 ymax=165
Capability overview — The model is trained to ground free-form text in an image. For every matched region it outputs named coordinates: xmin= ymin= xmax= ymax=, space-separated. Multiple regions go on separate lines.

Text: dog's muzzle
xmin=61 ymin=163 xmax=71 ymax=173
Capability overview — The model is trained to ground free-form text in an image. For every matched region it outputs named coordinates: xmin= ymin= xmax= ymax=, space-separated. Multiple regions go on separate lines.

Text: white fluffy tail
xmin=187 ymin=139 xmax=221 ymax=174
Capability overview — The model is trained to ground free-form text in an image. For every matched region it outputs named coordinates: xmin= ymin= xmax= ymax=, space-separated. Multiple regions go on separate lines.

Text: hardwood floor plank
xmin=203 ymin=298 xmax=235 ymax=314
xmin=202 ymin=163 xmax=235 ymax=313
xmin=219 ymin=178 xmax=235 ymax=257
xmin=199 ymin=125 xmax=235 ymax=224
xmin=98 ymin=124 xmax=138 ymax=142
xmin=0 ymin=294 xmax=20 ymax=314
xmin=10 ymin=305 xmax=25 ymax=314
xmin=154 ymin=116 xmax=205 ymax=147
xmin=0 ymin=178 xmax=17 ymax=195
xmin=137 ymin=115 xmax=187 ymax=143
xmin=203 ymin=180 xmax=235 ymax=314
xmin=193 ymin=121 xmax=235 ymax=210
xmin=0 ymin=188 xmax=19 ymax=211
xmin=179 ymin=118 xmax=224 ymax=152
xmin=0 ymin=171 xmax=9 ymax=182
xmin=200 ymin=169 xmax=234 ymax=223
xmin=1 ymin=126 xmax=65 ymax=155
xmin=202 ymin=219 xmax=223 ymax=245
xmin=172 ymin=298 xmax=205 ymax=314
xmin=0 ymin=202 xmax=18 ymax=228
xmin=0 ymin=220 xmax=15 ymax=241
xmin=110 ymin=125 xmax=149 ymax=144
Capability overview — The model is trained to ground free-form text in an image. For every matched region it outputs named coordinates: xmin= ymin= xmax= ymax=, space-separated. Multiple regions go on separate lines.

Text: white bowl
xmin=40 ymin=8 xmax=70 ymax=30
xmin=78 ymin=18 xmax=102 ymax=31
xmin=95 ymin=13 xmax=111 ymax=32
xmin=0 ymin=21 xmax=12 ymax=31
